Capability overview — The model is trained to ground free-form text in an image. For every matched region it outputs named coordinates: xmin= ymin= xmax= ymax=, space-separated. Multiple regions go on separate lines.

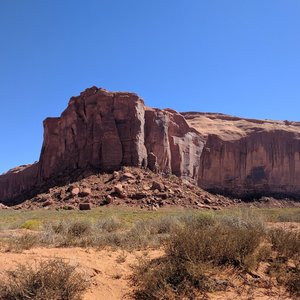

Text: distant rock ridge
xmin=1 ymin=86 xmax=300 ymax=205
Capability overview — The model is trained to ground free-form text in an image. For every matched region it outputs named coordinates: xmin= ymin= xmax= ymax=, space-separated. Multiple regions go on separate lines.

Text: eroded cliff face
xmin=144 ymin=108 xmax=204 ymax=184
xmin=0 ymin=87 xmax=203 ymax=204
xmin=0 ymin=88 xmax=300 ymax=205
xmin=0 ymin=164 xmax=39 ymax=204
xmin=183 ymin=113 xmax=300 ymax=198
xmin=39 ymin=87 xmax=148 ymax=180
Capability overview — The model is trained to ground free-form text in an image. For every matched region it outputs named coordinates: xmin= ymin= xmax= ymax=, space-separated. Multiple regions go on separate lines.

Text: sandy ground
xmin=0 ymin=221 xmax=298 ymax=300
xmin=267 ymin=221 xmax=300 ymax=232
xmin=0 ymin=247 xmax=162 ymax=300
xmin=0 ymin=246 xmax=294 ymax=300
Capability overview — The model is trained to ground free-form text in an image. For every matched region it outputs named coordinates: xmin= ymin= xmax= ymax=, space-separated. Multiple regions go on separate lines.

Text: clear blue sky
xmin=1 ymin=1 xmax=300 ymax=173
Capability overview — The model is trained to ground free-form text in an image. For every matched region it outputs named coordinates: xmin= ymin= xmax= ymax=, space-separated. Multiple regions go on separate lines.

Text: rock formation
xmin=1 ymin=87 xmax=300 ymax=205
xmin=183 ymin=112 xmax=300 ymax=199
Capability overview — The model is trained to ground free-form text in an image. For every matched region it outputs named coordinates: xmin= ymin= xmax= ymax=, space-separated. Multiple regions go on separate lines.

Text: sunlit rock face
xmin=1 ymin=88 xmax=300 ymax=205
xmin=39 ymin=87 xmax=148 ymax=179
xmin=183 ymin=112 xmax=300 ymax=198
xmin=0 ymin=87 xmax=202 ymax=204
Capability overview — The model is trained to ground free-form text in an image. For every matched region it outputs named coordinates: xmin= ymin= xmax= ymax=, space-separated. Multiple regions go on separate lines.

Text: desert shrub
xmin=41 ymin=220 xmax=93 ymax=247
xmin=67 ymin=220 xmax=92 ymax=237
xmin=286 ymin=268 xmax=300 ymax=298
xmin=0 ymin=259 xmax=88 ymax=300
xmin=7 ymin=233 xmax=40 ymax=252
xmin=96 ymin=216 xmax=123 ymax=232
xmin=268 ymin=228 xmax=300 ymax=297
xmin=123 ymin=217 xmax=180 ymax=250
xmin=179 ymin=213 xmax=216 ymax=228
xmin=20 ymin=219 xmax=41 ymax=230
xmin=258 ymin=208 xmax=300 ymax=223
xmin=168 ymin=215 xmax=265 ymax=268
xmin=269 ymin=228 xmax=300 ymax=259
xmin=50 ymin=220 xmax=68 ymax=234
xmin=277 ymin=210 xmax=300 ymax=223
xmin=132 ymin=257 xmax=216 ymax=300
xmin=131 ymin=215 xmax=266 ymax=299
xmin=149 ymin=216 xmax=181 ymax=234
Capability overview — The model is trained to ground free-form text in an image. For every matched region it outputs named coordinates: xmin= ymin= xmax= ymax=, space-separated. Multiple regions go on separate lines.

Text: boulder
xmin=79 ymin=187 xmax=92 ymax=197
xmin=79 ymin=203 xmax=91 ymax=210
xmin=151 ymin=181 xmax=165 ymax=192
xmin=114 ymin=184 xmax=123 ymax=194
xmin=42 ymin=199 xmax=54 ymax=207
xmin=70 ymin=187 xmax=80 ymax=197
xmin=0 ymin=203 xmax=9 ymax=209
xmin=121 ymin=172 xmax=135 ymax=180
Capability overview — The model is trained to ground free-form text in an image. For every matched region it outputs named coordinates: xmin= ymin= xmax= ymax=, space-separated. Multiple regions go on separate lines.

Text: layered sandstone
xmin=39 ymin=87 xmax=148 ymax=179
xmin=0 ymin=87 xmax=204 ymax=204
xmin=0 ymin=88 xmax=300 ymax=205
xmin=183 ymin=112 xmax=300 ymax=198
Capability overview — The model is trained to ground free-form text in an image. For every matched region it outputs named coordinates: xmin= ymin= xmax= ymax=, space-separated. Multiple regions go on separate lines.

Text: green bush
xmin=20 ymin=220 xmax=41 ymax=230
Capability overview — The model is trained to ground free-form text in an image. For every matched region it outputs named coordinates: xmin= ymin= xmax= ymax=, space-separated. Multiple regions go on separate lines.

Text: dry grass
xmin=6 ymin=233 xmax=39 ymax=252
xmin=0 ymin=259 xmax=88 ymax=300
xmin=130 ymin=212 xmax=300 ymax=299
xmin=38 ymin=216 xmax=178 ymax=250
xmin=267 ymin=228 xmax=300 ymax=298
xmin=131 ymin=214 xmax=267 ymax=299
xmin=269 ymin=228 xmax=300 ymax=260
xmin=286 ymin=269 xmax=300 ymax=298
xmin=1 ymin=208 xmax=299 ymax=299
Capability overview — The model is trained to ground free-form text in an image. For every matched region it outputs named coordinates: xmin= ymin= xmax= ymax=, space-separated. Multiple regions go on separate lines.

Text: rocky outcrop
xmin=1 ymin=88 xmax=300 ymax=205
xmin=183 ymin=112 xmax=300 ymax=199
xmin=0 ymin=87 xmax=203 ymax=205
xmin=0 ymin=164 xmax=39 ymax=204
xmin=144 ymin=108 xmax=204 ymax=184
xmin=39 ymin=87 xmax=148 ymax=180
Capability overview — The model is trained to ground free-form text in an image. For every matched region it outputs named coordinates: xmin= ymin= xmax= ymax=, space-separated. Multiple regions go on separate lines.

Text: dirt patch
xmin=267 ymin=222 xmax=300 ymax=232
xmin=0 ymin=247 xmax=163 ymax=300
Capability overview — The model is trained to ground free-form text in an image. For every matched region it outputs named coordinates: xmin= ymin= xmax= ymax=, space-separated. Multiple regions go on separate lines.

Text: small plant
xmin=67 ymin=220 xmax=92 ymax=237
xmin=96 ymin=216 xmax=123 ymax=232
xmin=267 ymin=228 xmax=300 ymax=298
xmin=20 ymin=220 xmax=41 ymax=230
xmin=269 ymin=228 xmax=300 ymax=259
xmin=0 ymin=259 xmax=88 ymax=300
xmin=286 ymin=268 xmax=300 ymax=298
xmin=116 ymin=251 xmax=127 ymax=264
xmin=7 ymin=233 xmax=39 ymax=252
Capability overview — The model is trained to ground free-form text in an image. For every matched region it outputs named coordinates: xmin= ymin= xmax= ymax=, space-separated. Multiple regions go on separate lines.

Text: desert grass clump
xmin=41 ymin=220 xmax=93 ymax=247
xmin=20 ymin=219 xmax=41 ymax=230
xmin=267 ymin=228 xmax=300 ymax=298
xmin=169 ymin=214 xmax=266 ymax=268
xmin=286 ymin=268 xmax=300 ymax=298
xmin=96 ymin=216 xmax=123 ymax=232
xmin=269 ymin=228 xmax=300 ymax=260
xmin=122 ymin=217 xmax=181 ymax=250
xmin=132 ymin=256 xmax=219 ymax=300
xmin=0 ymin=259 xmax=88 ymax=300
xmin=131 ymin=214 xmax=266 ymax=299
xmin=67 ymin=220 xmax=92 ymax=238
xmin=6 ymin=233 xmax=40 ymax=252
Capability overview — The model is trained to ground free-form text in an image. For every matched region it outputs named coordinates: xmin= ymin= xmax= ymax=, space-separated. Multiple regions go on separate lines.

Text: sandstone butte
xmin=1 ymin=86 xmax=300 ymax=205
